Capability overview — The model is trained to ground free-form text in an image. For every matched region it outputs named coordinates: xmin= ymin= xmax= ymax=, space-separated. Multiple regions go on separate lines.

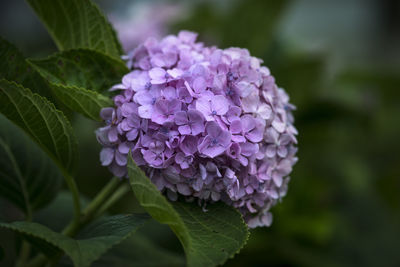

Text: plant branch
xmin=15 ymin=241 xmax=31 ymax=267
xmin=93 ymin=182 xmax=131 ymax=218
xmin=66 ymin=176 xmax=81 ymax=221
xmin=62 ymin=176 xmax=122 ymax=237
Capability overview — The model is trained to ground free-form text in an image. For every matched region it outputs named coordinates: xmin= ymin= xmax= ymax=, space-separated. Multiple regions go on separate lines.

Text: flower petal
xmin=211 ymin=95 xmax=229 ymax=115
xmin=100 ymin=148 xmax=114 ymax=166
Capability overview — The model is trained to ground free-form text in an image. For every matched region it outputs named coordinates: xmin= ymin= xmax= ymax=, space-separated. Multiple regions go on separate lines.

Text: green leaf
xmin=28 ymin=49 xmax=128 ymax=93
xmin=0 ymin=79 xmax=78 ymax=171
xmin=50 ymin=84 xmax=112 ymax=121
xmin=0 ymin=37 xmax=53 ymax=99
xmin=127 ymin=155 xmax=249 ymax=267
xmin=27 ymin=0 xmax=123 ymax=59
xmin=0 ymin=115 xmax=63 ymax=215
xmin=0 ymin=214 xmax=149 ymax=267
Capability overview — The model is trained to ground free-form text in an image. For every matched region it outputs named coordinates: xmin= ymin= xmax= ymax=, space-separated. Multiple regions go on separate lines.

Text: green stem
xmin=25 ymin=254 xmax=48 ymax=267
xmin=15 ymin=197 xmax=33 ymax=267
xmin=62 ymin=176 xmax=122 ymax=236
xmin=61 ymin=170 xmax=81 ymax=228
xmin=81 ymin=177 xmax=122 ymax=222
xmin=15 ymin=241 xmax=31 ymax=267
xmin=93 ymin=182 xmax=131 ymax=218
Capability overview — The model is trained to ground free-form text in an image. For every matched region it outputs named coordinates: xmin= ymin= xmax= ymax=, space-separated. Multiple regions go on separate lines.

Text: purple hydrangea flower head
xmin=96 ymin=31 xmax=298 ymax=227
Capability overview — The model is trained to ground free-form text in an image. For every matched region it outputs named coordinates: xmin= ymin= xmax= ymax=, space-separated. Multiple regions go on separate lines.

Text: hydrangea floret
xmin=96 ymin=31 xmax=298 ymax=227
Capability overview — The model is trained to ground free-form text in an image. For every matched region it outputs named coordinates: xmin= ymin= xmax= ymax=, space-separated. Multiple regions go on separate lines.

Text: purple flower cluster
xmin=96 ymin=31 xmax=298 ymax=227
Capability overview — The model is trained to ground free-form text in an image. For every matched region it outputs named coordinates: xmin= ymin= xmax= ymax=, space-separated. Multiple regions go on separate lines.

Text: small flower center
xmin=171 ymin=137 xmax=179 ymax=146
xmin=145 ymin=82 xmax=152 ymax=90
xmin=211 ymin=138 xmax=218 ymax=145
xmin=155 ymin=153 xmax=163 ymax=161
xmin=211 ymin=110 xmax=217 ymax=115
xmin=227 ymin=71 xmax=238 ymax=82
xmin=160 ymin=126 xmax=169 ymax=134
xmin=151 ymin=97 xmax=157 ymax=105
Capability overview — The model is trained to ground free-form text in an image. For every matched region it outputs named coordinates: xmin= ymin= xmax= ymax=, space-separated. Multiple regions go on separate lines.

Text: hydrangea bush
xmin=0 ymin=0 xmax=297 ymax=266
xmin=97 ymin=31 xmax=298 ymax=227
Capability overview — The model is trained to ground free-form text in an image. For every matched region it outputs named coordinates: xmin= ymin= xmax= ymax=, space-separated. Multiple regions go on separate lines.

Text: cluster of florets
xmin=96 ymin=31 xmax=298 ymax=227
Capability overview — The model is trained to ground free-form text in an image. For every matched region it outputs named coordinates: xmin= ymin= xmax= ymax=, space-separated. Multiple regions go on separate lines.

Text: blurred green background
xmin=0 ymin=0 xmax=399 ymax=266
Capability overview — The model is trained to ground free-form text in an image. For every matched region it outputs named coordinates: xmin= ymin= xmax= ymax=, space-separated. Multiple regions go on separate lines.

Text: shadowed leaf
xmin=0 ymin=37 xmax=53 ymax=99
xmin=0 ymin=115 xmax=63 ymax=214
